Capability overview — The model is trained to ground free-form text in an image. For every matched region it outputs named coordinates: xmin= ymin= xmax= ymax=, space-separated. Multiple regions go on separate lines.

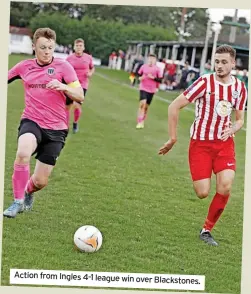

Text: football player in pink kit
xmin=159 ymin=45 xmax=247 ymax=246
xmin=136 ymin=54 xmax=163 ymax=129
xmin=4 ymin=28 xmax=84 ymax=218
xmin=66 ymin=38 xmax=95 ymax=133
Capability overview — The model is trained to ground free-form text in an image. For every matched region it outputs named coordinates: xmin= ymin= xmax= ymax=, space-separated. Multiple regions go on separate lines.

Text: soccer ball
xmin=73 ymin=225 xmax=102 ymax=253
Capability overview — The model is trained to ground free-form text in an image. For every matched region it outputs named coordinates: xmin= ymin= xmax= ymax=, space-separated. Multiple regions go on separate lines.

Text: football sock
xmin=12 ymin=163 xmax=30 ymax=200
xmin=74 ymin=108 xmax=82 ymax=123
xmin=203 ymin=192 xmax=230 ymax=231
xmin=26 ymin=176 xmax=41 ymax=194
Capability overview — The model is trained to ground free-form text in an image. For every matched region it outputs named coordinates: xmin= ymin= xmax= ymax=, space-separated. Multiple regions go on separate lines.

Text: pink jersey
xmin=66 ymin=53 xmax=94 ymax=89
xmin=183 ymin=73 xmax=247 ymax=141
xmin=138 ymin=64 xmax=162 ymax=93
xmin=8 ymin=57 xmax=79 ymax=130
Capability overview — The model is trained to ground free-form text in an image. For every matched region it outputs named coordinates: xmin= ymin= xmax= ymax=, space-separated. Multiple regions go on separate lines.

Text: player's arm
xmin=87 ymin=58 xmax=95 ymax=77
xmin=64 ymin=81 xmax=85 ymax=103
xmin=46 ymin=61 xmax=84 ymax=103
xmin=154 ymin=68 xmax=164 ymax=83
xmin=221 ymin=83 xmax=247 ymax=141
xmin=158 ymin=94 xmax=191 ymax=155
xmin=221 ymin=110 xmax=245 ymax=141
xmin=88 ymin=66 xmax=95 ymax=77
xmin=159 ymin=76 xmax=206 ymax=155
xmin=233 ymin=110 xmax=245 ymax=132
xmin=46 ymin=79 xmax=84 ymax=103
xmin=167 ymin=94 xmax=191 ymax=143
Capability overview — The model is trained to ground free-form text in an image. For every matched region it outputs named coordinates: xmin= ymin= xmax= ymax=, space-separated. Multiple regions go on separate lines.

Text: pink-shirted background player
xmin=3 ymin=27 xmax=84 ymax=218
xmin=66 ymin=38 xmax=95 ymax=133
xmin=136 ymin=54 xmax=163 ymax=129
xmin=159 ymin=45 xmax=247 ymax=246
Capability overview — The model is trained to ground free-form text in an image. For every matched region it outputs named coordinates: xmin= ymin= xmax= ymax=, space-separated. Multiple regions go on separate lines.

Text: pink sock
xmin=137 ymin=115 xmax=144 ymax=123
xmin=74 ymin=108 xmax=82 ymax=123
xmin=66 ymin=109 xmax=70 ymax=127
xmin=12 ymin=163 xmax=30 ymax=200
xmin=26 ymin=176 xmax=40 ymax=194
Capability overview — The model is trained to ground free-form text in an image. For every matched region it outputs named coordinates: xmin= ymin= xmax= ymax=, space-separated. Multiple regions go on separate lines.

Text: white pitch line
xmin=95 ymin=72 xmax=247 ymax=132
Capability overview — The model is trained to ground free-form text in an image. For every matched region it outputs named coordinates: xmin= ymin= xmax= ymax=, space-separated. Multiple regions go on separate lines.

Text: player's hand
xmin=87 ymin=72 xmax=92 ymax=78
xmin=221 ymin=122 xmax=235 ymax=141
xmin=158 ymin=139 xmax=177 ymax=155
xmin=147 ymin=74 xmax=155 ymax=79
xmin=46 ymin=79 xmax=67 ymax=91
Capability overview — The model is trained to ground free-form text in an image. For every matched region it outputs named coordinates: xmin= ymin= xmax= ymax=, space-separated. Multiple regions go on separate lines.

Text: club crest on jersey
xmin=215 ymin=100 xmax=232 ymax=117
xmin=232 ymin=90 xmax=239 ymax=99
xmin=47 ymin=68 xmax=55 ymax=76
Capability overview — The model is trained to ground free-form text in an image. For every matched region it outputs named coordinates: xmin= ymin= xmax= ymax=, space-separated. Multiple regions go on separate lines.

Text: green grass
xmin=1 ymin=54 xmax=247 ymax=293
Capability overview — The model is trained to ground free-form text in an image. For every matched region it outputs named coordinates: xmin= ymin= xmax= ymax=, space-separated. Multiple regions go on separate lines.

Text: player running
xmin=4 ymin=27 xmax=84 ymax=218
xmin=136 ymin=54 xmax=163 ymax=129
xmin=66 ymin=38 xmax=95 ymax=133
xmin=159 ymin=45 xmax=247 ymax=246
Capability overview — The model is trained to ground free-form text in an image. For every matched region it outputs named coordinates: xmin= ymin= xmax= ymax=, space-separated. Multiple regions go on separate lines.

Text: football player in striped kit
xmin=159 ymin=45 xmax=247 ymax=246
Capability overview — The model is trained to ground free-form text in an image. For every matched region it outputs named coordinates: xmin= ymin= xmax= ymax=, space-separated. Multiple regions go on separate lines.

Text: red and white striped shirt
xmin=183 ymin=73 xmax=247 ymax=141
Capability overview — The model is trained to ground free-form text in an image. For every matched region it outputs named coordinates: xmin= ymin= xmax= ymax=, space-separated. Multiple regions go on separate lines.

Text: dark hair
xmin=215 ymin=45 xmax=236 ymax=59
xmin=33 ymin=28 xmax=56 ymax=43
xmin=148 ymin=53 xmax=157 ymax=58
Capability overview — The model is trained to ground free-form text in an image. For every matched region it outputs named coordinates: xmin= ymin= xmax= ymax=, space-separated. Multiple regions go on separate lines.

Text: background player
xmin=136 ymin=54 xmax=163 ymax=129
xmin=158 ymin=45 xmax=247 ymax=246
xmin=4 ymin=27 xmax=84 ymax=218
xmin=66 ymin=38 xmax=95 ymax=133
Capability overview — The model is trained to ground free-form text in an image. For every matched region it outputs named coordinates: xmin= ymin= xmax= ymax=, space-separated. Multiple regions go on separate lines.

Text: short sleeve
xmin=235 ymin=82 xmax=248 ymax=110
xmin=8 ymin=61 xmax=24 ymax=83
xmin=89 ymin=56 xmax=94 ymax=69
xmin=138 ymin=65 xmax=144 ymax=75
xmin=62 ymin=61 xmax=80 ymax=86
xmin=183 ymin=76 xmax=206 ymax=103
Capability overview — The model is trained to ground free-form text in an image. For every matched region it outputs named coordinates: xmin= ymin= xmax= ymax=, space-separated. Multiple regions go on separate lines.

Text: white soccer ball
xmin=74 ymin=225 xmax=103 ymax=253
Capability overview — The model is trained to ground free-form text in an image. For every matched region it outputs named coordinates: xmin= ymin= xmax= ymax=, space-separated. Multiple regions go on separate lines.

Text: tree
xmin=29 ymin=12 xmax=176 ymax=63
xmin=10 ymin=3 xmax=210 ymax=40
xmin=169 ymin=8 xmax=210 ymax=39
xmin=10 ymin=2 xmax=38 ymax=27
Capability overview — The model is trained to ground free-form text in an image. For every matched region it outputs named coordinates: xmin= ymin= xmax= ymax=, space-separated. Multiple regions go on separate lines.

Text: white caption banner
xmin=10 ymin=269 xmax=205 ymax=291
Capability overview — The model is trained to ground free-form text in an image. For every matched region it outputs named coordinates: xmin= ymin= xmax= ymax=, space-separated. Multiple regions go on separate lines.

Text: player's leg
xmin=189 ymin=140 xmax=212 ymax=198
xmin=72 ymin=102 xmax=82 ymax=133
xmin=188 ymin=140 xmax=220 ymax=245
xmin=24 ymin=160 xmax=54 ymax=210
xmin=200 ymin=139 xmax=236 ymax=245
xmin=65 ymin=97 xmax=74 ymax=128
xmin=193 ymin=179 xmax=211 ymax=199
xmin=73 ymin=89 xmax=86 ymax=133
xmin=136 ymin=91 xmax=147 ymax=129
xmin=24 ymin=133 xmax=67 ymax=210
xmin=3 ymin=119 xmax=41 ymax=218
xmin=143 ymin=93 xmax=154 ymax=123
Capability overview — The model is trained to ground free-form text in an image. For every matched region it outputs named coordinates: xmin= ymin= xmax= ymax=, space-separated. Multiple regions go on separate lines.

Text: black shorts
xmin=139 ymin=90 xmax=154 ymax=105
xmin=17 ymin=118 xmax=68 ymax=166
xmin=65 ymin=88 xmax=87 ymax=106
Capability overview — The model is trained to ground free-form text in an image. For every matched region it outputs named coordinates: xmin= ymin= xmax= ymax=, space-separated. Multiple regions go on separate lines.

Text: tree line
xmin=9 ymin=3 xmax=249 ymax=62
